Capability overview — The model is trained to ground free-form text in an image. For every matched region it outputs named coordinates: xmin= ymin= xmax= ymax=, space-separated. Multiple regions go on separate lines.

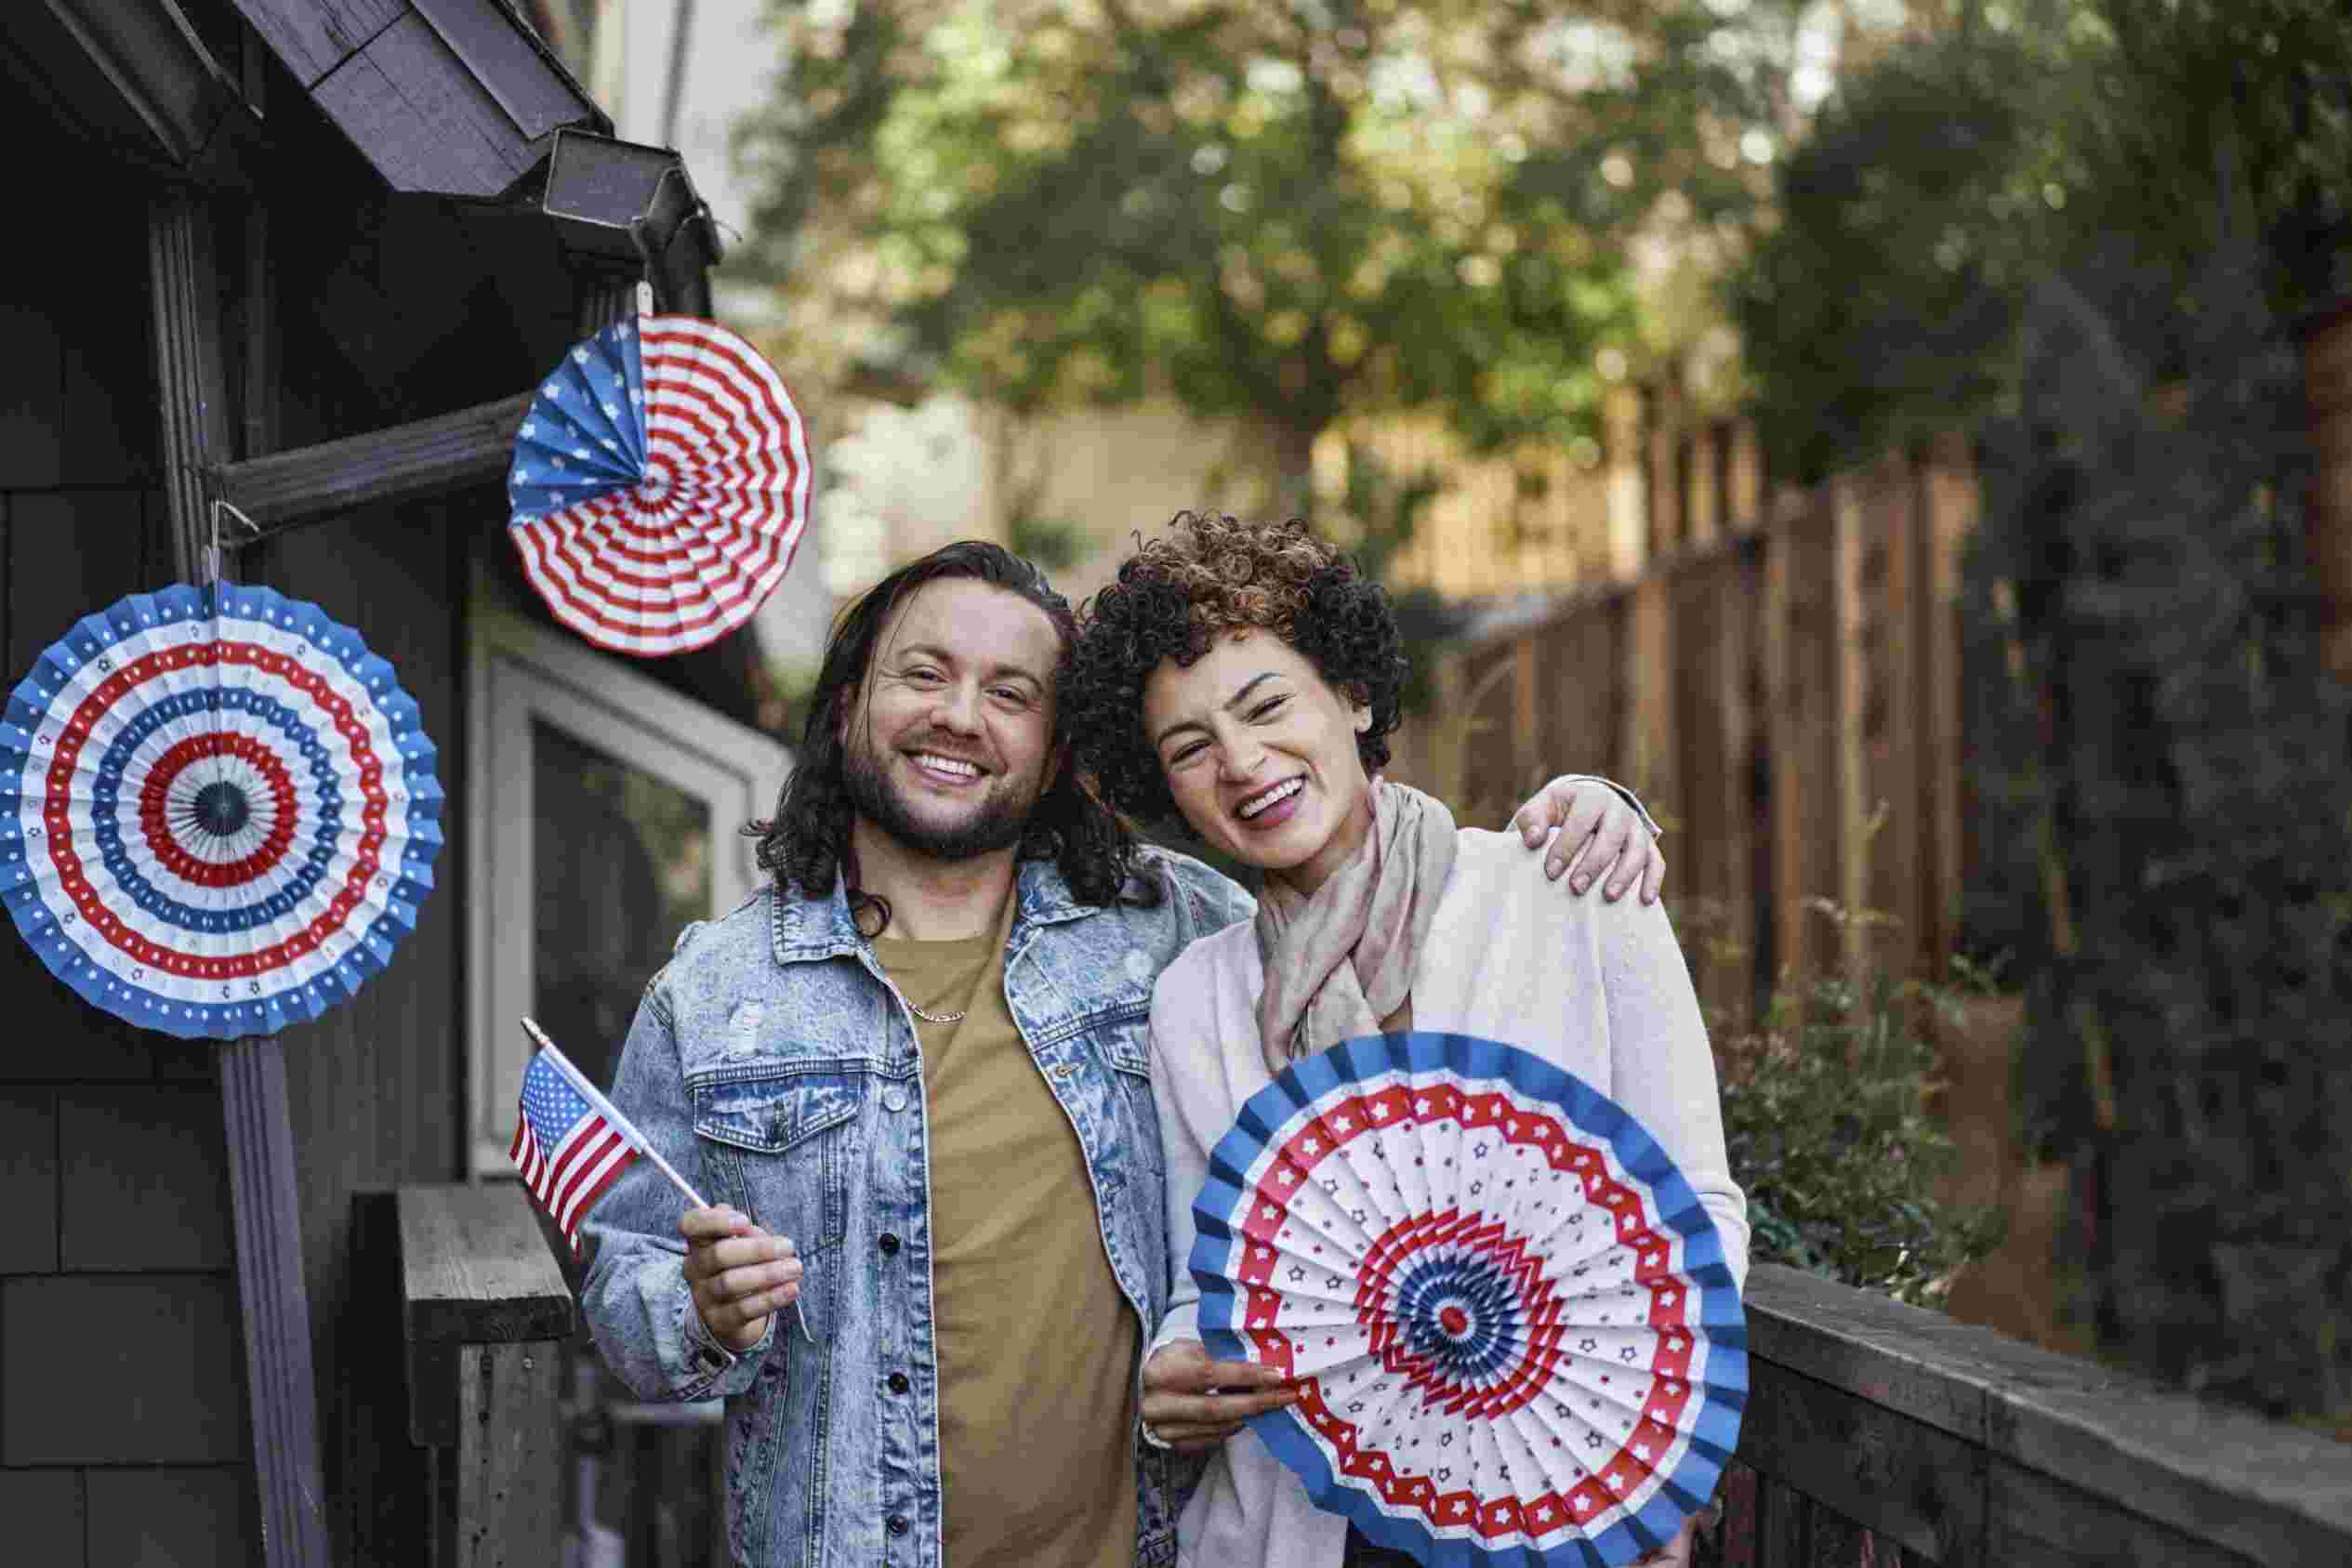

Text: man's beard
xmin=841 ymin=737 xmax=1037 ymax=862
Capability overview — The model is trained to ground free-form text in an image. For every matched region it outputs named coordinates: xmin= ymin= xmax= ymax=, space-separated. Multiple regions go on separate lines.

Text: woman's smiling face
xmin=1142 ymin=629 xmax=1374 ymax=895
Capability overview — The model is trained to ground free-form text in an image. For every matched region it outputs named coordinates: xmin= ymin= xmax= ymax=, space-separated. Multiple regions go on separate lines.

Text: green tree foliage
xmin=733 ymin=0 xmax=1797 ymax=512
xmin=1731 ymin=0 xmax=2352 ymax=481
xmin=1961 ymin=219 xmax=2352 ymax=1417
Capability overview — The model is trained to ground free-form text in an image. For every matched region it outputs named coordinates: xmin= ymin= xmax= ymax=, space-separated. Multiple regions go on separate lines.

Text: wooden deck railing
xmin=1704 ymin=1265 xmax=2352 ymax=1565
xmin=375 ymin=1202 xmax=2352 ymax=1566
xmin=396 ymin=1181 xmax=575 ymax=1568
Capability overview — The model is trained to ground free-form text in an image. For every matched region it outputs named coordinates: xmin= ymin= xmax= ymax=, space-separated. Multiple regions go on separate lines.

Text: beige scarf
xmin=1253 ymin=781 xmax=1459 ymax=1074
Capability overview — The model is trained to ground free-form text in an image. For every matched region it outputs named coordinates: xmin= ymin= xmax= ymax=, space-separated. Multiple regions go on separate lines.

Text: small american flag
xmin=510 ymin=1045 xmax=641 ymax=1254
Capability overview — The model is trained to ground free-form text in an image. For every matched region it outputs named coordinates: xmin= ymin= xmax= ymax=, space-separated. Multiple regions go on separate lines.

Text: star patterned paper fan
xmin=1192 ymin=1032 xmax=1746 ymax=1567
xmin=507 ymin=313 xmax=812 ymax=656
xmin=0 ymin=583 xmax=443 ymax=1040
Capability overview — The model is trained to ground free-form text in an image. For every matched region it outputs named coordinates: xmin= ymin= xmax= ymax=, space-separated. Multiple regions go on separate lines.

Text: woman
xmin=1066 ymin=512 xmax=1748 ymax=1568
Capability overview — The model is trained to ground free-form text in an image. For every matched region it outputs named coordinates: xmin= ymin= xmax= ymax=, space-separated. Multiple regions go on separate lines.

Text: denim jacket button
xmin=882 ymin=1088 xmax=909 ymax=1113
xmin=878 ymin=1232 xmax=901 ymax=1255
xmin=886 ymin=1515 xmax=909 ymax=1536
xmin=887 ymin=1371 xmax=910 ymax=1394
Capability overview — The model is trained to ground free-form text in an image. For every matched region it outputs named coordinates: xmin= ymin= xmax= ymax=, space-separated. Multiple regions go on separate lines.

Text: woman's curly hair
xmin=1068 ymin=511 xmax=1407 ymax=825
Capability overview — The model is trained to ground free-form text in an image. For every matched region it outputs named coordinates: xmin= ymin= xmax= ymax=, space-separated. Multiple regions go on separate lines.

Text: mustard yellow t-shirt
xmin=874 ymin=916 xmax=1139 ymax=1567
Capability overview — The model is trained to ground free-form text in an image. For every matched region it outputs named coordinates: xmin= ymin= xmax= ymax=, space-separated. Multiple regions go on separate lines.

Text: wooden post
xmin=1763 ymin=521 xmax=1802 ymax=985
xmin=1645 ymin=383 xmax=1685 ymax=559
xmin=151 ymin=187 xmax=330 ymax=1568
xmin=1832 ymin=473 xmax=1870 ymax=976
xmin=214 ymin=390 xmax=535 ymax=536
xmin=401 ymin=1183 xmax=574 ymax=1568
xmin=1605 ymin=385 xmax=1647 ymax=580
xmin=1625 ymin=571 xmax=1679 ymax=816
xmin=1921 ymin=435 xmax=1977 ymax=967
xmin=454 ymin=1343 xmax=565 ymax=1566
xmin=1862 ymin=455 xmax=1923 ymax=979
xmin=240 ymin=25 xmax=277 ymax=461
xmin=1714 ymin=542 xmax=1761 ymax=1019
xmin=1727 ymin=419 xmax=1764 ymax=533
xmin=1513 ymin=634 xmax=1541 ymax=803
xmin=151 ymin=191 xmax=232 ymax=574
xmin=1687 ymin=422 xmax=1722 ymax=548
xmin=220 ymin=1039 xmax=331 ymax=1565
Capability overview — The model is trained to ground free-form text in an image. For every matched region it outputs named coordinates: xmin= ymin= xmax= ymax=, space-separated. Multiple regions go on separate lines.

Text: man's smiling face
xmin=839 ymin=576 xmax=1064 ymax=862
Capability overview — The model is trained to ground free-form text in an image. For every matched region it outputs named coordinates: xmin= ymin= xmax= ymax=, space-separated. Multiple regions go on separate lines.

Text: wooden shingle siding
xmin=59 ymin=1087 xmax=234 ymax=1271
xmin=0 ymin=300 xmax=68 ymax=490
xmin=2 ymin=1275 xmax=244 ymax=1463
xmin=50 ymin=191 xmax=160 ymax=490
xmin=0 ymin=1469 xmax=84 ymax=1564
xmin=5 ymin=488 xmax=185 ymax=1086
xmin=0 ymin=1091 xmax=59 ymax=1274
xmin=86 ymin=1467 xmax=258 ymax=1567
xmin=0 ymin=90 xmax=254 ymax=1564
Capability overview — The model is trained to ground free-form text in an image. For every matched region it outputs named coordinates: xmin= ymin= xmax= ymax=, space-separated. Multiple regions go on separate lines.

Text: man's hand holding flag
xmin=509 ymin=1019 xmax=812 ymax=1341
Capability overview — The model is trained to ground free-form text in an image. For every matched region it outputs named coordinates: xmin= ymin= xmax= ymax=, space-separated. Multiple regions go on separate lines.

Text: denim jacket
xmin=580 ymin=847 xmax=1256 ymax=1568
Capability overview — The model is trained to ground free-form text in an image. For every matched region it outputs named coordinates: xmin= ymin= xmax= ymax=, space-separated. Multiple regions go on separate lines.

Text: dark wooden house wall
xmin=0 ymin=52 xmax=572 ymax=1561
xmin=251 ymin=498 xmax=474 ymax=1563
xmin=0 ymin=126 xmax=260 ymax=1567
xmin=2 ymin=10 xmax=760 ymax=1556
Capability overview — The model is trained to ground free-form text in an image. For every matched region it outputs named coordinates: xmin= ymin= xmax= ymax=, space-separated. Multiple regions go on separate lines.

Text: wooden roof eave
xmin=28 ymin=0 xmax=271 ymax=187
xmin=192 ymin=6 xmax=726 ymax=543
xmin=231 ymin=0 xmax=612 ymax=202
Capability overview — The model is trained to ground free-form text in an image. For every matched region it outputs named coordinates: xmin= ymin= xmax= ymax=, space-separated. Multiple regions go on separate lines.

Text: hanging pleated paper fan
xmin=508 ymin=314 xmax=812 ymax=656
xmin=1193 ymin=1032 xmax=1747 ymax=1568
xmin=0 ymin=583 xmax=444 ymax=1040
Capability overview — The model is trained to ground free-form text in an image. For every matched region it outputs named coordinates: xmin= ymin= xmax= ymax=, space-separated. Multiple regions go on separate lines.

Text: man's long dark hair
xmin=744 ymin=541 xmax=1152 ymax=932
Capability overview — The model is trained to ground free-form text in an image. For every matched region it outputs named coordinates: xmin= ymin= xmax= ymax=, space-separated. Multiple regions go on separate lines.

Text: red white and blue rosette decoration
xmin=0 ymin=584 xmax=443 ymax=1040
xmin=1193 ymin=1033 xmax=1745 ymax=1567
xmin=507 ymin=314 xmax=811 ymax=657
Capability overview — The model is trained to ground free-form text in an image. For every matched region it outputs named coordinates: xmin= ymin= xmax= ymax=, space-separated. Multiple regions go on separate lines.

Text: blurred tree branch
xmin=729 ymin=0 xmax=1808 ymax=522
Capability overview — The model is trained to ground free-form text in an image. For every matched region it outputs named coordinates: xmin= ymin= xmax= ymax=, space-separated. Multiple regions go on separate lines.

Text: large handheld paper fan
xmin=507 ymin=314 xmax=811 ymax=657
xmin=0 ymin=583 xmax=443 ymax=1039
xmin=1192 ymin=1032 xmax=1746 ymax=1567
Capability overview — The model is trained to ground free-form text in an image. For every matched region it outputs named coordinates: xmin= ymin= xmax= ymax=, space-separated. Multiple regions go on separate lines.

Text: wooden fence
xmin=1394 ymin=427 xmax=1977 ymax=1016
xmin=1396 ymin=300 xmax=2352 ymax=1014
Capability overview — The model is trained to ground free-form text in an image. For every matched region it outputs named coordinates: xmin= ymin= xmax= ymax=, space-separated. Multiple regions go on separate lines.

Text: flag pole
xmin=521 ymin=1017 xmax=812 ymax=1343
xmin=522 ymin=1017 xmax=707 ymax=1206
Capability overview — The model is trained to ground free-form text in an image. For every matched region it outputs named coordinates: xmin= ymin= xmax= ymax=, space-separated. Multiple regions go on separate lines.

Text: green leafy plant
xmin=1713 ymin=943 xmax=2006 ymax=1308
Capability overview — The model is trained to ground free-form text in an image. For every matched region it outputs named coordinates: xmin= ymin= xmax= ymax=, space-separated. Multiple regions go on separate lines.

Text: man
xmin=581 ymin=541 xmax=1665 ymax=1568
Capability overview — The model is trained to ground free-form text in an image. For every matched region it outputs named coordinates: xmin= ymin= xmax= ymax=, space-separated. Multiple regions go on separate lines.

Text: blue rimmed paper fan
xmin=508 ymin=314 xmax=811 ymax=657
xmin=0 ymin=583 xmax=444 ymax=1040
xmin=1192 ymin=1032 xmax=1746 ymax=1567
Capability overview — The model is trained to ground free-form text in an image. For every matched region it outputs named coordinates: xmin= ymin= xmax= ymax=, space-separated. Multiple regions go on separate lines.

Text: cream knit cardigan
xmin=1144 ymin=828 xmax=1751 ymax=1568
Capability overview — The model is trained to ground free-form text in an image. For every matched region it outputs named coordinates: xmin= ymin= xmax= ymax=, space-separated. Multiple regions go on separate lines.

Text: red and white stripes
xmin=511 ymin=316 xmax=811 ymax=657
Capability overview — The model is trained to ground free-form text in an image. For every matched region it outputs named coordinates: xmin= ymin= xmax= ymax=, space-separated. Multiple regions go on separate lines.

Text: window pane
xmin=532 ymin=720 xmax=713 ymax=1090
